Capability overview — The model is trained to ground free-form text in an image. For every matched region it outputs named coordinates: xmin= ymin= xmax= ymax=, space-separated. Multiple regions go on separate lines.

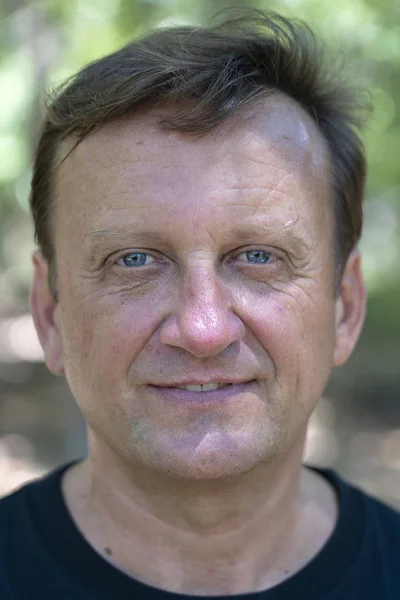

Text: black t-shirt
xmin=1 ymin=462 xmax=400 ymax=599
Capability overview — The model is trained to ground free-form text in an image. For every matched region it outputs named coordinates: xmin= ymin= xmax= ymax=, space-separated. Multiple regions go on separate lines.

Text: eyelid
xmin=114 ymin=250 xmax=157 ymax=267
xmin=234 ymin=246 xmax=282 ymax=261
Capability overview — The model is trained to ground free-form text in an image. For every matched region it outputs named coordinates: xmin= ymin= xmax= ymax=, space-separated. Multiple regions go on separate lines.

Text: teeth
xmin=176 ymin=383 xmax=231 ymax=392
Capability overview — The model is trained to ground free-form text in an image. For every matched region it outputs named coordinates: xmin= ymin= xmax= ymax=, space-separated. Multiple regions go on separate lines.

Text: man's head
xmin=30 ymin=10 xmax=367 ymax=480
xmin=31 ymin=10 xmax=367 ymax=295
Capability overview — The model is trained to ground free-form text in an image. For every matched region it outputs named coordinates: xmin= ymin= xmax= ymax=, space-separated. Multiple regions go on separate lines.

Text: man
xmin=1 ymin=8 xmax=399 ymax=599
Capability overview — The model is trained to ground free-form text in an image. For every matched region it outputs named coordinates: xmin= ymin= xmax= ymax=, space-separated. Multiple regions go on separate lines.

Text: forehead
xmin=54 ymin=94 xmax=331 ymax=234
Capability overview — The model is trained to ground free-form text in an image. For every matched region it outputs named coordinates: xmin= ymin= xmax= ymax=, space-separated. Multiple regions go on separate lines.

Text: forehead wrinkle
xmin=83 ymin=228 xmax=168 ymax=247
xmin=55 ymin=96 xmax=332 ymax=258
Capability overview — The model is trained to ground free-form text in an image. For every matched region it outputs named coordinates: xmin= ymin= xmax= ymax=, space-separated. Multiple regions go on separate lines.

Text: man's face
xmin=32 ymin=95 xmax=365 ymax=479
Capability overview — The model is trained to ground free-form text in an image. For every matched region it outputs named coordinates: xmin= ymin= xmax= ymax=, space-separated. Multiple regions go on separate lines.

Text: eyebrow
xmin=83 ymin=223 xmax=310 ymax=256
xmin=229 ymin=226 xmax=300 ymax=242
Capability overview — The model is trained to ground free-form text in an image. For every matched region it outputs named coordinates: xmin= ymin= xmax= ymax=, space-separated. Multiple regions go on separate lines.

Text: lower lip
xmin=147 ymin=381 xmax=257 ymax=405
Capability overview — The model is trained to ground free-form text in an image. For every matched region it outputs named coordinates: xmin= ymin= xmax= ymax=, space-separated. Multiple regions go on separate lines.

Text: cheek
xmin=244 ymin=292 xmax=336 ymax=436
xmin=245 ymin=291 xmax=336 ymax=374
xmin=245 ymin=296 xmax=297 ymax=359
xmin=60 ymin=293 xmax=159 ymax=377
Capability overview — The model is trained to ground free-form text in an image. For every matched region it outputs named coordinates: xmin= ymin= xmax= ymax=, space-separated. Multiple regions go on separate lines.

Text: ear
xmin=334 ymin=249 xmax=367 ymax=367
xmin=30 ymin=251 xmax=65 ymax=375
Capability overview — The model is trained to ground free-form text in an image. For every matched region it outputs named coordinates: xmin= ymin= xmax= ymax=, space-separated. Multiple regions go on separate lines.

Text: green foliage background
xmin=1 ymin=0 xmax=399 ymax=354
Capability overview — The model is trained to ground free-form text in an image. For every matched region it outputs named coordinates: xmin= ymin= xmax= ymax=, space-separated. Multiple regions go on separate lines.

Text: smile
xmin=174 ymin=383 xmax=232 ymax=392
xmin=147 ymin=381 xmax=257 ymax=405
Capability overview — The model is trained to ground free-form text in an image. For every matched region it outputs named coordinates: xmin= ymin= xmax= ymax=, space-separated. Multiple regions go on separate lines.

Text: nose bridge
xmin=160 ymin=254 xmax=245 ymax=357
xmin=182 ymin=257 xmax=225 ymax=327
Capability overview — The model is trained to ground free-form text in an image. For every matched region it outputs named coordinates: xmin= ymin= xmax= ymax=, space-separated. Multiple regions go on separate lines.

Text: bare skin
xmin=31 ymin=94 xmax=366 ymax=595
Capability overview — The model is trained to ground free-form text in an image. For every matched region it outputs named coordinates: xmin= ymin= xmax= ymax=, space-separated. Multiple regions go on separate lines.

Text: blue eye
xmin=245 ymin=250 xmax=272 ymax=264
xmin=120 ymin=253 xmax=151 ymax=267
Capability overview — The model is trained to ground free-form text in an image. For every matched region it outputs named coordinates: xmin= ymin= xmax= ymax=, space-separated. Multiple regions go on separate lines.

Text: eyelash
xmin=114 ymin=248 xmax=281 ymax=268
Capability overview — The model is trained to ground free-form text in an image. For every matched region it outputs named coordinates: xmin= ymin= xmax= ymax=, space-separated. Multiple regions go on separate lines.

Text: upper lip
xmin=150 ymin=379 xmax=254 ymax=387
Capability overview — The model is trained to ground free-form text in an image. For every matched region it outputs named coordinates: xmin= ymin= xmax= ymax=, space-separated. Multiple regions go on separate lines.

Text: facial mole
xmin=105 ymin=547 xmax=113 ymax=556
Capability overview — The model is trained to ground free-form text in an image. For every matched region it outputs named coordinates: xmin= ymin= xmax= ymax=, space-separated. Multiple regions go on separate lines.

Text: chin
xmin=159 ymin=459 xmax=258 ymax=481
xmin=148 ymin=438 xmax=271 ymax=481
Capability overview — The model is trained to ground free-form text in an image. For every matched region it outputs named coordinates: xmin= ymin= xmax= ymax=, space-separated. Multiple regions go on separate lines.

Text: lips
xmin=147 ymin=380 xmax=257 ymax=405
xmin=175 ymin=383 xmax=232 ymax=392
xmin=152 ymin=378 xmax=253 ymax=388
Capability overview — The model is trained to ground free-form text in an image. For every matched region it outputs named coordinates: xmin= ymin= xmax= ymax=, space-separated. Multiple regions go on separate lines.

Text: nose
xmin=159 ymin=264 xmax=245 ymax=358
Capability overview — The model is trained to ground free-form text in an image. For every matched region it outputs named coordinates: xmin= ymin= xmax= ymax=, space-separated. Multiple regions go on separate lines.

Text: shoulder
xmin=0 ymin=465 xmax=77 ymax=598
xmin=361 ymin=488 xmax=400 ymax=537
xmin=0 ymin=476 xmax=44 ymax=552
xmin=338 ymin=473 xmax=400 ymax=526
xmin=0 ymin=462 xmax=75 ymax=532
xmin=0 ymin=479 xmax=29 ymax=518
xmin=334 ymin=470 xmax=400 ymax=558
xmin=0 ymin=481 xmax=36 ymax=596
xmin=310 ymin=465 xmax=400 ymax=547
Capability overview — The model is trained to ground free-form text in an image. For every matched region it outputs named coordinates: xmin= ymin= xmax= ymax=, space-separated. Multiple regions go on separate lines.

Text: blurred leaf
xmin=0 ymin=51 xmax=34 ymax=133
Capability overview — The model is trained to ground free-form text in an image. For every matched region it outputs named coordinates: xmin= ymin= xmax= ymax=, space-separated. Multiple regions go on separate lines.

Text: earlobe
xmin=30 ymin=251 xmax=65 ymax=375
xmin=333 ymin=250 xmax=367 ymax=367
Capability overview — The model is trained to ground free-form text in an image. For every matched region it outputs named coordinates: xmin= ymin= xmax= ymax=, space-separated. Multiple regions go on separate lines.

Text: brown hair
xmin=29 ymin=8 xmax=369 ymax=295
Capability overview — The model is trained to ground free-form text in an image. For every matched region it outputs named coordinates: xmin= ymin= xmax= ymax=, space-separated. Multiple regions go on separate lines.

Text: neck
xmin=62 ymin=433 xmax=338 ymax=595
